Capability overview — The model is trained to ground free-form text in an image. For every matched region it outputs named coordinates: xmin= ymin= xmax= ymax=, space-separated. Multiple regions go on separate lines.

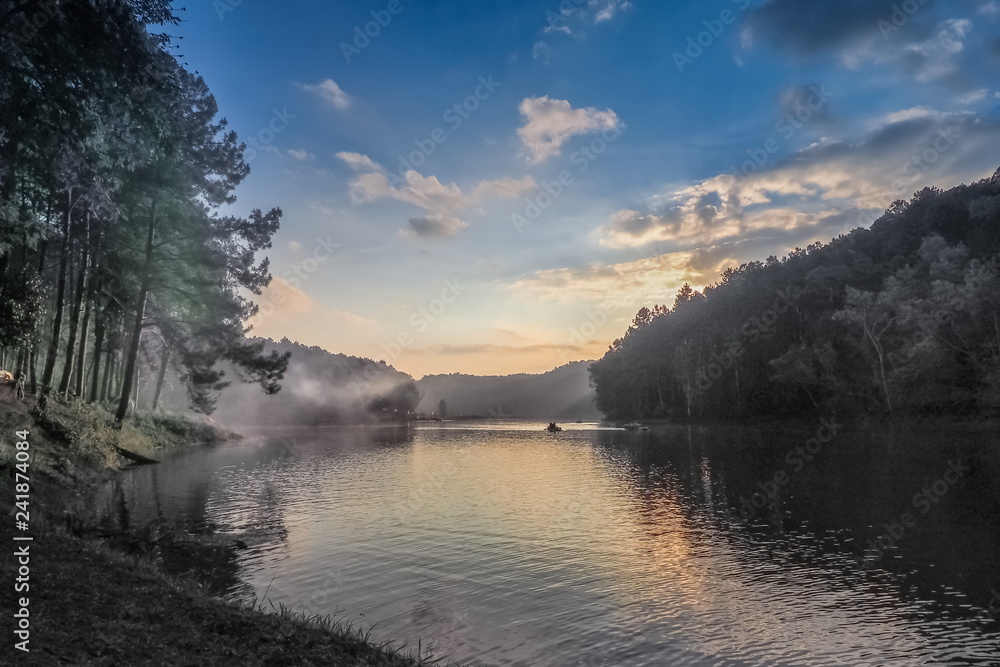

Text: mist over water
xmin=94 ymin=422 xmax=1000 ymax=666
xmin=198 ymin=338 xmax=420 ymax=426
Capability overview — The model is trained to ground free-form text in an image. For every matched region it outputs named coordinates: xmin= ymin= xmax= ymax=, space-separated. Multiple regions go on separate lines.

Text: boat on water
xmin=546 ymin=422 xmax=563 ymax=432
xmin=623 ymin=421 xmax=649 ymax=431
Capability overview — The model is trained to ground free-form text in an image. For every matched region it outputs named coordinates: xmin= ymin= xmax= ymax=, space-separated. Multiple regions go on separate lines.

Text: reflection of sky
xmin=173 ymin=2 xmax=1000 ymax=377
xmin=602 ymin=452 xmax=941 ymax=665
xmin=184 ymin=424 xmax=1000 ymax=665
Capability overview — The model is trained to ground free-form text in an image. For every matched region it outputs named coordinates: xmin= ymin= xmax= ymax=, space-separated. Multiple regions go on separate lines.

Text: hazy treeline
xmin=590 ymin=170 xmax=1000 ymax=421
xmin=0 ymin=1 xmax=288 ymax=421
xmin=188 ymin=338 xmax=419 ymax=427
xmin=416 ymin=361 xmax=600 ymax=419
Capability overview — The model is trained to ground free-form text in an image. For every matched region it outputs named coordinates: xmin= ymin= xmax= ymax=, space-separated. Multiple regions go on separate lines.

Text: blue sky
xmin=176 ymin=0 xmax=1000 ymax=377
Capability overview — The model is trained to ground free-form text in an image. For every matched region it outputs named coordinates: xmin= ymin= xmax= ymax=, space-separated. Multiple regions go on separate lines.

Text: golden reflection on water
xmin=594 ymin=431 xmax=944 ymax=665
xmin=268 ymin=424 xmax=971 ymax=664
xmin=96 ymin=422 xmax=1000 ymax=665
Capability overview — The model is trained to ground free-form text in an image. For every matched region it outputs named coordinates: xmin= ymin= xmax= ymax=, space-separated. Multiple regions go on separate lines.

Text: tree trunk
xmin=100 ymin=347 xmax=114 ymax=403
xmin=14 ymin=347 xmax=26 ymax=377
xmin=132 ymin=361 xmax=140 ymax=412
xmin=28 ymin=345 xmax=37 ymax=394
xmin=89 ymin=309 xmax=105 ymax=402
xmin=865 ymin=325 xmax=892 ymax=413
xmin=59 ymin=222 xmax=89 ymax=397
xmin=40 ymin=190 xmax=73 ymax=398
xmin=116 ymin=203 xmax=156 ymax=423
xmin=117 ymin=327 xmax=131 ymax=394
xmin=73 ymin=214 xmax=94 ymax=398
xmin=74 ymin=292 xmax=93 ymax=399
xmin=151 ymin=344 xmax=169 ymax=411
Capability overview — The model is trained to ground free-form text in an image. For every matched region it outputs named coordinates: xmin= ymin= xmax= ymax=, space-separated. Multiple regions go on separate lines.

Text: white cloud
xmin=287 ymin=149 xmax=315 ymax=161
xmin=516 ymin=96 xmax=621 ymax=163
xmin=334 ymin=154 xmax=537 ymax=238
xmin=903 ymin=18 xmax=971 ymax=83
xmin=742 ymin=1 xmax=978 ymax=86
xmin=601 ymin=199 xmax=841 ymax=250
xmin=297 ymin=79 xmax=353 ymax=110
xmin=599 ymin=111 xmax=1000 ymax=249
xmin=511 ymin=248 xmax=732 ymax=306
xmin=594 ymin=0 xmax=631 ymax=24
xmin=348 ymin=170 xmax=466 ymax=212
xmin=843 ymin=18 xmax=972 ymax=82
xmin=958 ymin=89 xmax=988 ymax=105
xmin=335 ymin=151 xmax=384 ymax=173
xmin=594 ymin=7 xmax=614 ymax=22
xmin=542 ymin=0 xmax=630 ymax=34
xmin=877 ymin=106 xmax=941 ymax=126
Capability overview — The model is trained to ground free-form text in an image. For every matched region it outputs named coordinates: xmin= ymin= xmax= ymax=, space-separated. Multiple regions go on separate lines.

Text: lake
xmin=91 ymin=420 xmax=1000 ymax=666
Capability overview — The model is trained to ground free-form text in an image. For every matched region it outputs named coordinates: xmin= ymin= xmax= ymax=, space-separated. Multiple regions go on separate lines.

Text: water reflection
xmin=590 ymin=425 xmax=999 ymax=664
xmin=94 ymin=421 xmax=1000 ymax=665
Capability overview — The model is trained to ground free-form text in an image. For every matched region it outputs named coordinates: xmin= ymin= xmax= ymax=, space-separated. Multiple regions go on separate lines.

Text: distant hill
xmin=415 ymin=361 xmax=600 ymax=419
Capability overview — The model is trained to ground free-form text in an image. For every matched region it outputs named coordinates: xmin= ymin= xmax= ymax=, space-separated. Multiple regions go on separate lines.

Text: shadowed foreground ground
xmin=2 ymin=533 xmax=426 ymax=667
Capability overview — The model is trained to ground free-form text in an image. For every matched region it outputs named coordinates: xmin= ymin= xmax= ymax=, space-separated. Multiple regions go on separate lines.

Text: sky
xmin=174 ymin=0 xmax=1000 ymax=378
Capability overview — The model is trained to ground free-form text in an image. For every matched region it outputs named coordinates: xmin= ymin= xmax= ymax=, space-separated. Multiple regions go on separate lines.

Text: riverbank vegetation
xmin=0 ymin=398 xmax=435 ymax=666
xmin=0 ymin=0 xmax=289 ymax=424
xmin=590 ymin=174 xmax=1000 ymax=422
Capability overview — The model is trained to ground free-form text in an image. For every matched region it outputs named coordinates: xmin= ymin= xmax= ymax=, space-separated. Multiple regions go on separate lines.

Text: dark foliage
xmin=590 ymin=172 xmax=1000 ymax=421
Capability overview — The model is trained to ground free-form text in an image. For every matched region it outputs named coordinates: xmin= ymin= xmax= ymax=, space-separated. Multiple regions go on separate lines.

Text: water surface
xmin=93 ymin=420 xmax=1000 ymax=666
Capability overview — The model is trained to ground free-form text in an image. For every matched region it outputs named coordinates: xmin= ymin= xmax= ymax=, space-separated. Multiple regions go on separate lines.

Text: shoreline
xmin=0 ymin=397 xmax=439 ymax=666
xmin=597 ymin=412 xmax=1000 ymax=430
xmin=4 ymin=396 xmax=994 ymax=664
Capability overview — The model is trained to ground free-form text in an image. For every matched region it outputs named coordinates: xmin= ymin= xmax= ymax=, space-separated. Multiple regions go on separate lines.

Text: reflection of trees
xmin=83 ymin=440 xmax=304 ymax=595
xmin=80 ymin=427 xmax=426 ymax=599
xmin=598 ymin=425 xmax=1000 ymax=645
xmin=84 ymin=466 xmax=245 ymax=595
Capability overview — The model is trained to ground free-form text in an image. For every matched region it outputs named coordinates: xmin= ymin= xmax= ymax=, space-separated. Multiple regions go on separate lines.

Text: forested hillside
xmin=590 ymin=172 xmax=1000 ymax=421
xmin=0 ymin=1 xmax=288 ymax=421
xmin=182 ymin=338 xmax=418 ymax=426
xmin=416 ymin=361 xmax=600 ymax=419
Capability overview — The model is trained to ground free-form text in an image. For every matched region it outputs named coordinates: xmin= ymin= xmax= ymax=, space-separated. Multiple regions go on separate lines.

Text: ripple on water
xmin=107 ymin=423 xmax=1000 ymax=666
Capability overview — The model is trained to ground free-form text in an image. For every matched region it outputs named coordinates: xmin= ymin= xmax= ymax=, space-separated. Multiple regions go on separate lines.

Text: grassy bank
xmin=0 ymin=397 xmax=433 ymax=666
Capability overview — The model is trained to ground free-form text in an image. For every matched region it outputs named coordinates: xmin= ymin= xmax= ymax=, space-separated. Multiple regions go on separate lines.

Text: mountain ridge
xmin=415 ymin=360 xmax=600 ymax=419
